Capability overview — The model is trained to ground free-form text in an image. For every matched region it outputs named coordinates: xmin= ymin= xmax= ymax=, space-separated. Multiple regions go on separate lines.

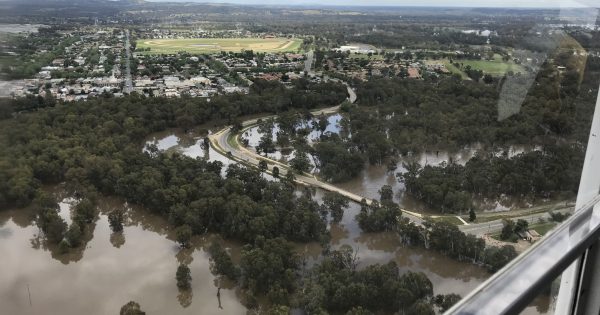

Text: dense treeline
xmin=354 ymin=73 xmax=580 ymax=153
xmin=314 ymin=134 xmax=365 ymax=182
xmin=0 ymin=79 xmax=352 ymax=309
xmin=399 ymin=144 xmax=584 ymax=213
xmin=310 ymin=54 xmax=599 ymax=207
xmin=301 ymin=246 xmax=451 ymax=315
xmin=353 ymin=54 xmax=597 ymax=148
xmin=207 ymin=240 xmax=464 ymax=314
xmin=3 ymin=78 xmax=455 ymax=312
xmin=0 ymin=79 xmax=347 ymax=209
xmin=239 ymin=237 xmax=299 ymax=305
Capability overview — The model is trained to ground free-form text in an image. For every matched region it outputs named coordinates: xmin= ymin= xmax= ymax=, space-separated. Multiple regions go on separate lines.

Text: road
xmin=208 ymin=83 xmax=574 ymax=230
xmin=124 ymin=30 xmax=133 ymax=94
xmin=209 ymin=85 xmax=425 ymax=224
xmin=304 ymin=50 xmax=314 ymax=74
xmin=459 ymin=206 xmax=573 ymax=236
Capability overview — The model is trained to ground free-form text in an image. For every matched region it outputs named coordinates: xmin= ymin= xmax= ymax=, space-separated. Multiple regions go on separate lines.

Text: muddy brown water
xmin=0 ymin=194 xmax=246 ymax=315
xmin=0 ymin=130 xmax=549 ymax=314
xmin=240 ymin=115 xmax=547 ymax=214
xmin=0 ymin=191 xmax=548 ymax=314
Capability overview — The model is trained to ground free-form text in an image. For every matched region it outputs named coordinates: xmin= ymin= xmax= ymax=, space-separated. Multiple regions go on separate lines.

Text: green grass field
xmin=528 ymin=222 xmax=557 ymax=236
xmin=441 ymin=60 xmax=469 ymax=79
xmin=458 ymin=58 xmax=526 ymax=75
xmin=136 ymin=38 xmax=302 ymax=54
xmin=429 ymin=54 xmax=526 ymax=78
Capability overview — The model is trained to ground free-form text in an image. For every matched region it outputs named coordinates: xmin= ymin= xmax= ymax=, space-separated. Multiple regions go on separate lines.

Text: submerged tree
xmin=208 ymin=241 xmax=240 ymax=281
xmin=65 ymin=222 xmax=82 ymax=247
xmin=322 ymin=191 xmax=349 ymax=223
xmin=108 ymin=209 xmax=124 ymax=232
xmin=176 ymin=264 xmax=192 ymax=289
xmin=290 ymin=150 xmax=311 ymax=174
xmin=378 ymin=185 xmax=394 ymax=204
xmin=356 ymin=200 xmax=400 ymax=232
xmin=37 ymin=209 xmax=67 ymax=244
xmin=257 ymin=132 xmax=276 ymax=155
xmin=175 ymin=224 xmax=192 ymax=248
xmin=120 ymin=301 xmax=145 ymax=315
xmin=73 ymin=198 xmax=95 ymax=226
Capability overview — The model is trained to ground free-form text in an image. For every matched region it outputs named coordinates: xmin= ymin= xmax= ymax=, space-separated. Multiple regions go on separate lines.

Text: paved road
xmin=304 ymin=50 xmax=314 ymax=74
xmin=209 ymin=85 xmax=425 ymax=224
xmin=208 ymin=83 xmax=572 ymax=231
xmin=124 ymin=30 xmax=133 ymax=94
xmin=459 ymin=206 xmax=574 ymax=236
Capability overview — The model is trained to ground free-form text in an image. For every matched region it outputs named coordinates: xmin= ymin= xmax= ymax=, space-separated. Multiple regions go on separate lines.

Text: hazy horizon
xmin=145 ymin=0 xmax=598 ymax=9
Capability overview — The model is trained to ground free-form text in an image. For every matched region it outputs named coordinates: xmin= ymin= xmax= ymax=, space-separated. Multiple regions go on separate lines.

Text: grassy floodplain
xmin=136 ymin=37 xmax=302 ymax=54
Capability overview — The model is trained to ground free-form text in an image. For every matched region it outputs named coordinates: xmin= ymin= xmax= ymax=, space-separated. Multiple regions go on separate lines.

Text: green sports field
xmin=136 ymin=38 xmax=302 ymax=54
xmin=429 ymin=54 xmax=526 ymax=78
xmin=458 ymin=59 xmax=526 ymax=75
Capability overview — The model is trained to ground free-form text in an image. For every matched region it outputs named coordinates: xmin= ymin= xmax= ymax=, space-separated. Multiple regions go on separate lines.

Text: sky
xmin=146 ymin=0 xmax=599 ymax=8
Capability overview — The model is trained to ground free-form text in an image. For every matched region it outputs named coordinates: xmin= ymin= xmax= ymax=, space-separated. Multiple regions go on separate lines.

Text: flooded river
xmin=0 ymin=193 xmax=246 ymax=315
xmin=0 ymin=129 xmax=548 ymax=314
xmin=240 ymin=113 xmax=547 ymax=214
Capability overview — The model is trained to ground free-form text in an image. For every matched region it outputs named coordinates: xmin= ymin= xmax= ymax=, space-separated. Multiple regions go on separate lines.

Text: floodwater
xmin=336 ymin=144 xmax=547 ymax=214
xmin=0 ymin=129 xmax=548 ymax=315
xmin=0 ymin=191 xmax=246 ymax=315
xmin=0 ymin=189 xmax=492 ymax=315
xmin=240 ymin=114 xmax=344 ymax=164
xmin=0 ymin=188 xmax=548 ymax=315
xmin=241 ymin=114 xmax=546 ymax=213
xmin=144 ymin=129 xmax=233 ymax=174
xmin=141 ymin=130 xmax=549 ymax=312
xmin=145 ymin=129 xmax=492 ymax=296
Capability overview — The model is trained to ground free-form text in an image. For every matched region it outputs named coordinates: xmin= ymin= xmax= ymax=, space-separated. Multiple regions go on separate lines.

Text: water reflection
xmin=0 ymin=194 xmax=247 ymax=315
xmin=177 ymin=287 xmax=193 ymax=308
xmin=240 ymin=114 xmax=344 ymax=164
xmin=144 ymin=129 xmax=233 ymax=176
xmin=242 ymin=113 xmax=344 ymax=147
xmin=144 ymin=130 xmax=208 ymax=159
xmin=143 ymin=130 xmax=491 ymax=294
xmin=0 ymin=129 xmax=544 ymax=314
xmin=0 ymin=182 xmax=553 ymax=314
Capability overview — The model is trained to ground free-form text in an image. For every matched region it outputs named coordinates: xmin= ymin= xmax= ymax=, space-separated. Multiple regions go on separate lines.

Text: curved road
xmin=208 ymin=84 xmax=574 ymax=230
xmin=209 ymin=85 xmax=425 ymax=224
